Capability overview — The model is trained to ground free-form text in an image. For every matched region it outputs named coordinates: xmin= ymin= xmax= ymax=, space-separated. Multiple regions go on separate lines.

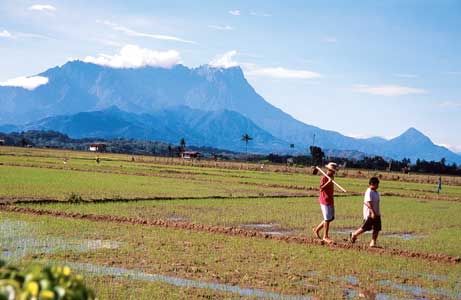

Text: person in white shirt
xmin=350 ymin=177 xmax=381 ymax=247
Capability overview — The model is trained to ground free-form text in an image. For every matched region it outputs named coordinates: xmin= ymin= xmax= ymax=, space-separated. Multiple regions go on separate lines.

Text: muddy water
xmin=299 ymin=271 xmax=461 ymax=299
xmin=2 ymin=219 xmax=460 ymax=299
xmin=241 ymin=223 xmax=280 ymax=230
xmin=241 ymin=223 xmax=296 ymax=236
xmin=66 ymin=262 xmax=314 ymax=300
xmin=1 ymin=219 xmax=313 ymax=299
xmin=334 ymin=229 xmax=423 ymax=240
xmin=0 ymin=219 xmax=119 ymax=262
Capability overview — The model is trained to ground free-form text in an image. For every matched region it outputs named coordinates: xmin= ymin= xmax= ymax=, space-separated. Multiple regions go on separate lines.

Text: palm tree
xmin=290 ymin=143 xmax=295 ymax=155
xmin=179 ymin=138 xmax=186 ymax=152
xmin=241 ymin=134 xmax=252 ymax=155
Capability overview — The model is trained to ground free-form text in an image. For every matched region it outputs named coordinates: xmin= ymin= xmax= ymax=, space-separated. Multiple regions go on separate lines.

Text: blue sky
xmin=1 ymin=0 xmax=460 ymax=152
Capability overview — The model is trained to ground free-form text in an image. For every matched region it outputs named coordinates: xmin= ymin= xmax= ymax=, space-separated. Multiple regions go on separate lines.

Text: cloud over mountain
xmin=0 ymin=76 xmax=48 ymax=90
xmin=82 ymin=45 xmax=181 ymax=69
xmin=209 ymin=50 xmax=239 ymax=68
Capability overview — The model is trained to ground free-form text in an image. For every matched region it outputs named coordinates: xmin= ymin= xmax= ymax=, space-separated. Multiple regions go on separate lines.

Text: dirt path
xmin=0 ymin=194 xmax=309 ymax=205
xmin=1 ymin=205 xmax=459 ymax=264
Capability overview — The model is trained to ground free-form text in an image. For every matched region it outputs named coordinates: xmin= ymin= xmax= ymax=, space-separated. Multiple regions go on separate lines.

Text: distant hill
xmin=1 ymin=60 xmax=460 ymax=163
xmin=13 ymin=106 xmax=288 ymax=153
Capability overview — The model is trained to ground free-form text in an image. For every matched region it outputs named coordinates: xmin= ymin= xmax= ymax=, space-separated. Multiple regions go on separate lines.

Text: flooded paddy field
xmin=1 ymin=147 xmax=460 ymax=299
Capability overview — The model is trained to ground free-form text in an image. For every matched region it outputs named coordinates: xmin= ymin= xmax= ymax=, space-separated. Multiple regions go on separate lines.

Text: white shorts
xmin=320 ymin=204 xmax=335 ymax=222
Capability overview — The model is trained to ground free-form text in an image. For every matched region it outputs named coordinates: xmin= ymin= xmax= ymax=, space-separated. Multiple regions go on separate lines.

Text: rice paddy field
xmin=0 ymin=146 xmax=460 ymax=299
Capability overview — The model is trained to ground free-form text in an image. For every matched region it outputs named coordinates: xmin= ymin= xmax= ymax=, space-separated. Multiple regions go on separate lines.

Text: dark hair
xmin=369 ymin=177 xmax=380 ymax=185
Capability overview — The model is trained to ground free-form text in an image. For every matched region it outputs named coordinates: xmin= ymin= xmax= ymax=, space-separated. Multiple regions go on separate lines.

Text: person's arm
xmin=319 ymin=177 xmax=332 ymax=191
xmin=365 ymin=201 xmax=376 ymax=219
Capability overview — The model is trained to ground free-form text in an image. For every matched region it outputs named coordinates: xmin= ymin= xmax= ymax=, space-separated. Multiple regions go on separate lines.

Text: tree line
xmin=1 ymin=130 xmax=459 ymax=175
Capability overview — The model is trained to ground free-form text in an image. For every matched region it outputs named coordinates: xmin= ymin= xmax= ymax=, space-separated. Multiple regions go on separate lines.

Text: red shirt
xmin=319 ymin=175 xmax=334 ymax=206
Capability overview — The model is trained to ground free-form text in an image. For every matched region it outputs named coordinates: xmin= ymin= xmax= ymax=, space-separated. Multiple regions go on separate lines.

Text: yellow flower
xmin=26 ymin=281 xmax=39 ymax=296
xmin=39 ymin=290 xmax=55 ymax=300
xmin=62 ymin=266 xmax=71 ymax=276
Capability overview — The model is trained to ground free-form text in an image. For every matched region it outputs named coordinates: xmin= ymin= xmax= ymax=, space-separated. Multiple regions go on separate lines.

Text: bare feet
xmin=349 ymin=232 xmax=357 ymax=244
xmin=369 ymin=241 xmax=377 ymax=248
xmin=322 ymin=237 xmax=335 ymax=244
xmin=312 ymin=227 xmax=321 ymax=239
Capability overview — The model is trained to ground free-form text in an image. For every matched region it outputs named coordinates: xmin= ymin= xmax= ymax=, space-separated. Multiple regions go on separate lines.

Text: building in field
xmin=180 ymin=151 xmax=200 ymax=159
xmin=89 ymin=143 xmax=107 ymax=152
xmin=0 ymin=139 xmax=5 ymax=146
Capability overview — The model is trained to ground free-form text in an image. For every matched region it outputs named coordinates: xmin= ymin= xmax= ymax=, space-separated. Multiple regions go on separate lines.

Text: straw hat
xmin=325 ymin=162 xmax=338 ymax=172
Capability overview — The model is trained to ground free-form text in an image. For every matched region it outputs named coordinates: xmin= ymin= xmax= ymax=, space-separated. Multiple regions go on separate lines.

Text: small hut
xmin=89 ymin=143 xmax=107 ymax=152
xmin=180 ymin=151 xmax=200 ymax=159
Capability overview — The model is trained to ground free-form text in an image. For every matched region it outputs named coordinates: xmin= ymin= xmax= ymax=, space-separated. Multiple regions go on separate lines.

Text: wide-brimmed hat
xmin=325 ymin=162 xmax=338 ymax=172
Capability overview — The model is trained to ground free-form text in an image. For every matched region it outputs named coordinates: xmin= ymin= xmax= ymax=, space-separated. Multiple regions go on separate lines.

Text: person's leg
xmin=351 ymin=218 xmax=372 ymax=243
xmin=323 ymin=220 xmax=330 ymax=238
xmin=350 ymin=228 xmax=364 ymax=243
xmin=322 ymin=205 xmax=335 ymax=243
xmin=370 ymin=230 xmax=379 ymax=247
xmin=312 ymin=221 xmax=324 ymax=239
xmin=322 ymin=221 xmax=335 ymax=244
xmin=370 ymin=217 xmax=381 ymax=247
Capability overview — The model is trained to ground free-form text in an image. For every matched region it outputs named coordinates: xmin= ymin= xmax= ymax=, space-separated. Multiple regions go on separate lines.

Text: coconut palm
xmin=179 ymin=138 xmax=186 ymax=152
xmin=241 ymin=134 xmax=253 ymax=155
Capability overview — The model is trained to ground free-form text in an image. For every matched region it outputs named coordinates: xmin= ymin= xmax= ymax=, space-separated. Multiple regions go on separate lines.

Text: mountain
xmin=1 ymin=60 xmax=460 ymax=163
xmin=17 ymin=106 xmax=288 ymax=153
xmin=379 ymin=128 xmax=461 ymax=164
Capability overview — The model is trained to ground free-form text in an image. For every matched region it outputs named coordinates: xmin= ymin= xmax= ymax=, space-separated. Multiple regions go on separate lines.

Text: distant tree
xmin=290 ymin=143 xmax=295 ymax=155
xmin=241 ymin=134 xmax=253 ymax=154
xmin=168 ymin=144 xmax=172 ymax=157
xmin=309 ymin=146 xmax=324 ymax=166
xmin=179 ymin=138 xmax=186 ymax=152
xmin=20 ymin=138 xmax=28 ymax=147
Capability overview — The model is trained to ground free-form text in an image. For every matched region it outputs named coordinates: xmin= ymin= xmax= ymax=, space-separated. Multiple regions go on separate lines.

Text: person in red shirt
xmin=312 ymin=162 xmax=338 ymax=244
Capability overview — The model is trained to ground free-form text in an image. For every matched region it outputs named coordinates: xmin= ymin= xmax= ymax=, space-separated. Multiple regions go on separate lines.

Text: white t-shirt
xmin=363 ymin=187 xmax=380 ymax=219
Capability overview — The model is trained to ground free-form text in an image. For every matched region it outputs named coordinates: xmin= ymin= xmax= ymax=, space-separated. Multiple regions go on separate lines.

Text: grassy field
xmin=22 ymin=195 xmax=461 ymax=256
xmin=1 ymin=146 xmax=460 ymax=299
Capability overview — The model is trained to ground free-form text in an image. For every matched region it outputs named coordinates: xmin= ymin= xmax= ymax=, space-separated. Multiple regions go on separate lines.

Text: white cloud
xmin=98 ymin=20 xmax=196 ymax=44
xmin=209 ymin=25 xmax=234 ymax=31
xmin=445 ymin=71 xmax=461 ymax=75
xmin=209 ymin=50 xmax=239 ymax=68
xmin=0 ymin=30 xmax=12 ymax=38
xmin=229 ymin=10 xmax=241 ymax=16
xmin=16 ymin=32 xmax=51 ymax=39
xmin=28 ymin=4 xmax=56 ymax=12
xmin=435 ymin=143 xmax=461 ymax=153
xmin=0 ymin=76 xmax=48 ymax=90
xmin=209 ymin=50 xmax=322 ymax=79
xmin=353 ymin=84 xmax=427 ymax=96
xmin=250 ymin=11 xmax=272 ymax=17
xmin=246 ymin=67 xmax=322 ymax=80
xmin=347 ymin=133 xmax=376 ymax=139
xmin=0 ymin=30 xmax=51 ymax=40
xmin=83 ymin=44 xmax=181 ymax=69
